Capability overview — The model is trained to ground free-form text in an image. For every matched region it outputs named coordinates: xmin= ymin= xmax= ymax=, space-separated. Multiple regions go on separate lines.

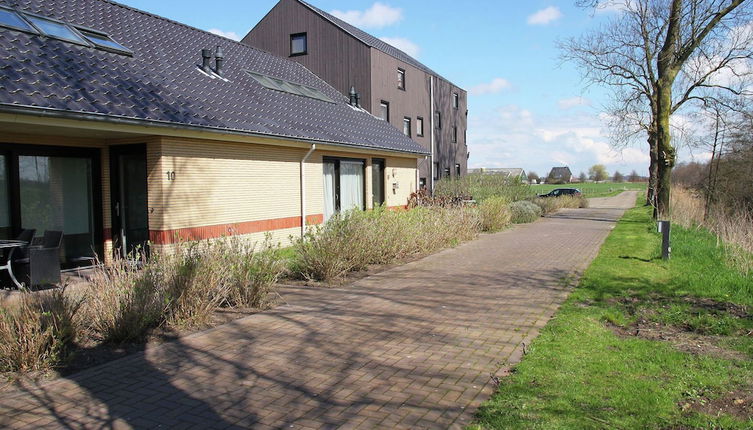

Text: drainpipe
xmin=301 ymin=143 xmax=316 ymax=237
xmin=430 ymin=75 xmax=436 ymax=194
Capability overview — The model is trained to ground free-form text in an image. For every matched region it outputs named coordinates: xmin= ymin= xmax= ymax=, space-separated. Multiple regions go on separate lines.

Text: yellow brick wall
xmin=151 ymin=137 xmax=305 ymax=230
xmin=384 ymin=156 xmax=418 ymax=208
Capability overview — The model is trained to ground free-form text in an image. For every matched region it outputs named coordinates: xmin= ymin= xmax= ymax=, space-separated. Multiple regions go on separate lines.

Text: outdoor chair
xmin=14 ymin=230 xmax=63 ymax=288
xmin=8 ymin=229 xmax=37 ymax=260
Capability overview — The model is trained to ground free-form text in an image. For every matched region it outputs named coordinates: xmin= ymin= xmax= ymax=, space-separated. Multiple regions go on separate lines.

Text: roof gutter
xmin=0 ymin=104 xmax=430 ymax=156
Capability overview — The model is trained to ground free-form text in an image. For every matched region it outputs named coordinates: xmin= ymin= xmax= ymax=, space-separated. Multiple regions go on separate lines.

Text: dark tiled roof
xmin=0 ymin=0 xmax=427 ymax=154
xmin=549 ymin=167 xmax=573 ymax=178
xmin=297 ymin=0 xmax=446 ymax=81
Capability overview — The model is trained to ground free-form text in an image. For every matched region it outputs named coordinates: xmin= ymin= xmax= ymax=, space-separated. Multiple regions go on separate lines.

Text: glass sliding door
xmin=340 ymin=160 xmax=364 ymax=212
xmin=323 ymin=161 xmax=336 ymax=222
xmin=19 ymin=155 xmax=96 ymax=267
xmin=322 ymin=157 xmax=365 ymax=222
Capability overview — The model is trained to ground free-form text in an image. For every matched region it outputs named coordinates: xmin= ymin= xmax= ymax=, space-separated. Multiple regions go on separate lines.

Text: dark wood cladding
xmin=369 ymin=49 xmax=432 ymax=180
xmin=242 ymin=0 xmax=372 ymax=110
xmin=434 ymin=78 xmax=468 ymax=179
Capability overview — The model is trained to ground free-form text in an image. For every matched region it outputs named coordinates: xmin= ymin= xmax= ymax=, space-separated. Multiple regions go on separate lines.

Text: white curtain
xmin=323 ymin=162 xmax=336 ymax=222
xmin=340 ymin=161 xmax=364 ymax=212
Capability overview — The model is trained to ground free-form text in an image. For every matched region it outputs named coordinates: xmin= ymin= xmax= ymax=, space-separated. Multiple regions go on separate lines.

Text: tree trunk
xmin=655 ymin=81 xmax=676 ymax=218
xmin=646 ymin=130 xmax=658 ymax=213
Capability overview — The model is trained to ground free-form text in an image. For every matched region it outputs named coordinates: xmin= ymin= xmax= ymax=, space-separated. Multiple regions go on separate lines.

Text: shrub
xmin=434 ymin=173 xmax=535 ymax=203
xmin=532 ymin=197 xmax=560 ymax=215
xmin=85 ymin=237 xmax=285 ymax=342
xmin=0 ymin=288 xmax=82 ymax=372
xmin=533 ymin=195 xmax=588 ymax=215
xmin=509 ymin=200 xmax=542 ymax=223
xmin=85 ymin=255 xmax=172 ymax=343
xmin=479 ymin=196 xmax=512 ymax=232
xmin=293 ymin=212 xmax=365 ymax=281
xmin=293 ymin=206 xmax=481 ymax=282
xmin=223 ymin=237 xmax=285 ymax=309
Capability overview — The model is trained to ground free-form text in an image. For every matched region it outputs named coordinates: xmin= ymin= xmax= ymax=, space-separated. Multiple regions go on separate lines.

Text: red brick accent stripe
xmin=149 ymin=214 xmax=324 ymax=245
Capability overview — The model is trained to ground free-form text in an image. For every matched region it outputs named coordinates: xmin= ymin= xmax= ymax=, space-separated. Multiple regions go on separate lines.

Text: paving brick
xmin=0 ymin=193 xmax=636 ymax=428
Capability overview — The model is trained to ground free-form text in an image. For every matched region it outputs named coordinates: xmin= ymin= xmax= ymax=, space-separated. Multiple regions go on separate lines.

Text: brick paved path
xmin=0 ymin=192 xmax=638 ymax=429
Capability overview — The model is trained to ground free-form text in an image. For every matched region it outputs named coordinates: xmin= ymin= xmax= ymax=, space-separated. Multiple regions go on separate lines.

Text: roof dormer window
xmin=78 ymin=28 xmax=131 ymax=55
xmin=25 ymin=14 xmax=88 ymax=45
xmin=0 ymin=8 xmax=131 ymax=56
xmin=0 ymin=7 xmax=36 ymax=33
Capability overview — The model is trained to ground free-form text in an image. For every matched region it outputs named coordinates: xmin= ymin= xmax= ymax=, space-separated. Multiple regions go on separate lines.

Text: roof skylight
xmin=0 ymin=8 xmax=131 ymax=56
xmin=78 ymin=29 xmax=131 ymax=54
xmin=246 ymin=71 xmax=334 ymax=103
xmin=25 ymin=15 xmax=88 ymax=45
xmin=0 ymin=7 xmax=36 ymax=33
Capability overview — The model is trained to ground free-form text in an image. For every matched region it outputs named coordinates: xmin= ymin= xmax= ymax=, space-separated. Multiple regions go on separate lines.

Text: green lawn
xmin=532 ymin=182 xmax=646 ymax=198
xmin=471 ymin=202 xmax=753 ymax=429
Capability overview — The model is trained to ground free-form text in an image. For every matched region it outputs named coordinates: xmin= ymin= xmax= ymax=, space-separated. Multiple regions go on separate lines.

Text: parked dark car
xmin=538 ymin=188 xmax=582 ymax=198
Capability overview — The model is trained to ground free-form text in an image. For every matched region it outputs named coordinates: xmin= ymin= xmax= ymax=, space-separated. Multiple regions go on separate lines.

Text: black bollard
xmin=658 ymin=220 xmax=671 ymax=260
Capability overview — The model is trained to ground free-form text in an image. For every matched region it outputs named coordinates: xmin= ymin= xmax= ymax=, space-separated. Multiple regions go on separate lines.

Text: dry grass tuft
xmin=0 ymin=288 xmax=82 ymax=372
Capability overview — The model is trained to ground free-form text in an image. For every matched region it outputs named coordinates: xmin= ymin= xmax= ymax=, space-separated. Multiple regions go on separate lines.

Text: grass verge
xmin=472 ymin=202 xmax=753 ymax=429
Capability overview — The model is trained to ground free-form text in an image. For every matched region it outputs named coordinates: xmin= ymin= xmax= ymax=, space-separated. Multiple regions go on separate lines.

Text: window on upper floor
xmin=444 ymin=167 xmax=451 ymax=177
xmin=397 ymin=68 xmax=406 ymax=90
xmin=403 ymin=117 xmax=411 ymax=137
xmin=290 ymin=32 xmax=307 ymax=56
xmin=416 ymin=117 xmax=424 ymax=137
xmin=435 ymin=111 xmax=441 ymax=129
xmin=379 ymin=101 xmax=390 ymax=122
xmin=434 ymin=162 xmax=440 ymax=180
xmin=451 ymin=126 xmax=458 ymax=143
xmin=455 ymin=163 xmax=461 ymax=177
xmin=453 ymin=92 xmax=459 ymax=109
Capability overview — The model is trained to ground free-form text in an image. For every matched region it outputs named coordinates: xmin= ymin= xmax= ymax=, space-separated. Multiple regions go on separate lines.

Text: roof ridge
xmin=294 ymin=0 xmax=445 ymax=79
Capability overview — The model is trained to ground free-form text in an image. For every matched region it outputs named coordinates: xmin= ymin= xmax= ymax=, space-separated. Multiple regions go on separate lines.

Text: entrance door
xmin=372 ymin=158 xmax=385 ymax=207
xmin=111 ymin=145 xmax=148 ymax=257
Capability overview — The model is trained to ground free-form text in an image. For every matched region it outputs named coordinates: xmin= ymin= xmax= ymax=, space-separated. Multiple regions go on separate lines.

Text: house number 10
xmin=166 ymin=171 xmax=176 ymax=181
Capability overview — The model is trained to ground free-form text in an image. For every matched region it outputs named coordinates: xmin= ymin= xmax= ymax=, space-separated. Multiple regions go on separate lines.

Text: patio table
xmin=0 ymin=240 xmax=28 ymax=289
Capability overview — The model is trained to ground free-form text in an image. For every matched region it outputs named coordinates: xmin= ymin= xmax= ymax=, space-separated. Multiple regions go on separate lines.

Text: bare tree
xmin=563 ymin=0 xmax=753 ymax=217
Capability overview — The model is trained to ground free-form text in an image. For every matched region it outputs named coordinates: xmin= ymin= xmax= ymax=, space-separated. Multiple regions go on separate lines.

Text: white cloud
xmin=469 ymin=78 xmax=512 ymax=95
xmin=208 ymin=28 xmax=241 ymax=41
xmin=594 ymin=0 xmax=631 ymax=14
xmin=527 ymin=6 xmax=563 ymax=25
xmin=378 ymin=37 xmax=420 ymax=58
xmin=467 ymin=105 xmax=651 ymax=176
xmin=331 ymin=2 xmax=403 ymax=29
xmin=558 ymin=97 xmax=591 ymax=110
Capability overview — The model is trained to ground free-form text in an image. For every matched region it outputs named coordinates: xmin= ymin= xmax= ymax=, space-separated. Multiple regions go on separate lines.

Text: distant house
xmin=469 ymin=168 xmax=527 ymax=183
xmin=547 ymin=167 xmax=573 ymax=184
xmin=0 ymin=0 xmax=426 ymax=267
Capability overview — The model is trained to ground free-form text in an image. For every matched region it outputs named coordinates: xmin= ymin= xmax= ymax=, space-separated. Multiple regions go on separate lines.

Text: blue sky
xmin=118 ymin=0 xmax=690 ymax=179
